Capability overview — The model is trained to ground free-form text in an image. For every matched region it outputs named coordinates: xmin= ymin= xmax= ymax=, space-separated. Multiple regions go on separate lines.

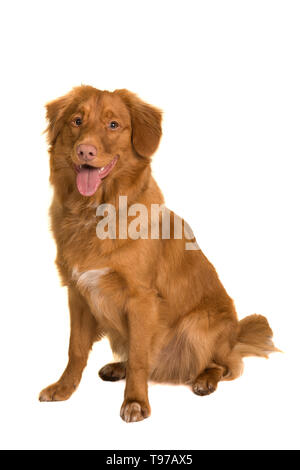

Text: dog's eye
xmin=73 ymin=117 xmax=82 ymax=127
xmin=108 ymin=121 xmax=119 ymax=130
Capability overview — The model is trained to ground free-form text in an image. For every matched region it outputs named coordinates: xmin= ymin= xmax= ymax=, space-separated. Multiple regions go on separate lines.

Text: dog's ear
xmin=115 ymin=89 xmax=162 ymax=157
xmin=45 ymin=91 xmax=73 ymax=146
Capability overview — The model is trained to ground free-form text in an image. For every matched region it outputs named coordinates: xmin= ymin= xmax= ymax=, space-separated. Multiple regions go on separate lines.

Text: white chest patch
xmin=72 ymin=267 xmax=110 ymax=315
xmin=76 ymin=268 xmax=110 ymax=289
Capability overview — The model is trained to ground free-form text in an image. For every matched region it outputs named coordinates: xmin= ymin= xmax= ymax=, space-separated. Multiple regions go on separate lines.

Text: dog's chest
xmin=71 ymin=266 xmax=126 ymax=332
xmin=72 ymin=267 xmax=110 ymax=313
xmin=63 ymin=210 xmax=98 ymax=249
xmin=54 ymin=205 xmax=127 ymax=328
xmin=56 ymin=206 xmax=103 ymax=268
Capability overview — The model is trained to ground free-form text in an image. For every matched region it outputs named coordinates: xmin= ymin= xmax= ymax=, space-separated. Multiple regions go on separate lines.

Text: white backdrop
xmin=0 ymin=0 xmax=299 ymax=450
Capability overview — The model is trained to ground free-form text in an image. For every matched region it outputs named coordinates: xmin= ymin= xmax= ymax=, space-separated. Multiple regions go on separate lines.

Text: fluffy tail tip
xmin=235 ymin=314 xmax=281 ymax=358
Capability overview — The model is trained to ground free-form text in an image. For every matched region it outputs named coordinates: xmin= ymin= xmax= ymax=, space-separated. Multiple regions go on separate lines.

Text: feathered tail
xmin=234 ymin=314 xmax=280 ymax=358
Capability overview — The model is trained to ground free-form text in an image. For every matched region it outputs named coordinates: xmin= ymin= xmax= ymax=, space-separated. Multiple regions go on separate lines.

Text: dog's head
xmin=45 ymin=85 xmax=162 ymax=197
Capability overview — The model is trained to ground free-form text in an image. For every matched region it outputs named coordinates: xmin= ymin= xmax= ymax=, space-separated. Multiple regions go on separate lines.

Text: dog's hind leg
xmin=191 ymin=318 xmax=244 ymax=396
xmin=192 ymin=363 xmax=226 ymax=396
xmin=151 ymin=309 xmax=222 ymax=384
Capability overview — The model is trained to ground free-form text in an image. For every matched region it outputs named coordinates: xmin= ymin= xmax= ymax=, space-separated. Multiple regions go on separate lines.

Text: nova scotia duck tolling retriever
xmin=39 ymin=85 xmax=278 ymax=422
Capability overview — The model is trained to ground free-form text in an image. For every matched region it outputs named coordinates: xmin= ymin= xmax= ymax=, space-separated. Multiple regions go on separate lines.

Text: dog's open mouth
xmin=75 ymin=155 xmax=119 ymax=197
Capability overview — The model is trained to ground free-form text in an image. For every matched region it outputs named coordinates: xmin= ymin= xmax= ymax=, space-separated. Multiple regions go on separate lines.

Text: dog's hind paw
xmin=98 ymin=362 xmax=126 ymax=382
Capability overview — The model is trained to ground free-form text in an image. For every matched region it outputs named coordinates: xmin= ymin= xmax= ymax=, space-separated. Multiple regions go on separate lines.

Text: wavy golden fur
xmin=39 ymin=85 xmax=278 ymax=422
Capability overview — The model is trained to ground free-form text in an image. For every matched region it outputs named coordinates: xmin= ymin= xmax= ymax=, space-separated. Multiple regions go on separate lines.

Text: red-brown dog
xmin=39 ymin=85 xmax=277 ymax=422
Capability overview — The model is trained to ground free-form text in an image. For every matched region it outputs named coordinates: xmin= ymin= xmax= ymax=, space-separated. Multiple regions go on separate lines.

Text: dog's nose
xmin=76 ymin=144 xmax=97 ymax=162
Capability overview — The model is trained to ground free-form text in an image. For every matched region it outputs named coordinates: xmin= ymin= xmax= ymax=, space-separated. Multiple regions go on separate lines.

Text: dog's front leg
xmin=120 ymin=292 xmax=158 ymax=423
xmin=39 ymin=286 xmax=97 ymax=402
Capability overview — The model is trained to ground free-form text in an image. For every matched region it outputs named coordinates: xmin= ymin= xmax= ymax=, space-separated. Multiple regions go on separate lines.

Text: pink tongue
xmin=76 ymin=167 xmax=102 ymax=196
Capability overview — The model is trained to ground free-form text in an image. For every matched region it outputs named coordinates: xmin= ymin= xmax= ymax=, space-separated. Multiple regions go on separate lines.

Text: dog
xmin=39 ymin=85 xmax=278 ymax=422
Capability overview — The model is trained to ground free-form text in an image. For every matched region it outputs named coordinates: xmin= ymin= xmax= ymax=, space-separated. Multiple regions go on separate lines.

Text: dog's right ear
xmin=45 ymin=92 xmax=73 ymax=146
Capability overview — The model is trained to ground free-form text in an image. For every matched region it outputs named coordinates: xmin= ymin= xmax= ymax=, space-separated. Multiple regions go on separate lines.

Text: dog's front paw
xmin=39 ymin=381 xmax=76 ymax=402
xmin=120 ymin=400 xmax=151 ymax=423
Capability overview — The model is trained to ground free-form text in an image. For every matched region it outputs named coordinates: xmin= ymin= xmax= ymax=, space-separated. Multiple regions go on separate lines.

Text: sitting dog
xmin=39 ymin=85 xmax=277 ymax=422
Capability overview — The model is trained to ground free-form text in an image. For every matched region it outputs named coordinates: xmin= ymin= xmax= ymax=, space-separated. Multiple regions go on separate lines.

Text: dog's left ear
xmin=115 ymin=89 xmax=162 ymax=158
